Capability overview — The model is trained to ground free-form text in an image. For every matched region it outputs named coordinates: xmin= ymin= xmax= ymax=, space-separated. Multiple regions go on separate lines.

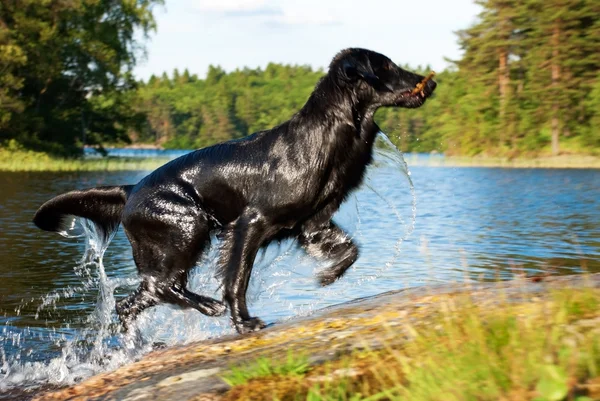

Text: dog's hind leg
xmin=119 ymin=214 xmax=225 ymax=329
xmin=300 ymin=221 xmax=359 ymax=286
xmin=218 ymin=210 xmax=270 ymax=334
xmin=117 ymin=248 xmax=226 ymax=330
xmin=116 ymin=279 xmax=159 ymax=331
xmin=159 ymin=271 xmax=227 ymax=317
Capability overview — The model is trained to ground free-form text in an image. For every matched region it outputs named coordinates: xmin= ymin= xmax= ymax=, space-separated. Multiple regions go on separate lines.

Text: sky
xmin=133 ymin=0 xmax=482 ymax=81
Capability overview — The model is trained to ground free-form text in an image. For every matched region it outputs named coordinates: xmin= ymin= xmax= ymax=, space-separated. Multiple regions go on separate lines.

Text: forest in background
xmin=1 ymin=0 xmax=599 ymax=157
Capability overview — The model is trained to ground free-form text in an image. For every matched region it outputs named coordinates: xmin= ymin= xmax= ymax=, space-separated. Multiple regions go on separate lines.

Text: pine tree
xmin=453 ymin=0 xmax=524 ymax=153
xmin=522 ymin=0 xmax=600 ymax=154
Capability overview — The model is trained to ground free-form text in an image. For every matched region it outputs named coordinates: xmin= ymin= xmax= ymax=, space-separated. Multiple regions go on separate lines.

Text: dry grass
xmin=221 ymin=287 xmax=600 ymax=401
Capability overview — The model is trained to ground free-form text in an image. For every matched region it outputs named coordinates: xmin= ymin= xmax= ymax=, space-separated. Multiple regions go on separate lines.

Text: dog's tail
xmin=33 ymin=185 xmax=134 ymax=241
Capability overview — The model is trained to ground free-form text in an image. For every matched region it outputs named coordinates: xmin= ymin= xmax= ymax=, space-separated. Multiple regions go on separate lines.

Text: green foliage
xmin=133 ymin=64 xmax=323 ymax=149
xmin=449 ymin=0 xmax=600 ymax=156
xmin=581 ymin=73 xmax=600 ymax=150
xmin=221 ymin=351 xmax=310 ymax=387
xmin=0 ymin=0 xmax=163 ymax=155
xmin=535 ymin=365 xmax=569 ymax=401
xmin=392 ymin=289 xmax=600 ymax=401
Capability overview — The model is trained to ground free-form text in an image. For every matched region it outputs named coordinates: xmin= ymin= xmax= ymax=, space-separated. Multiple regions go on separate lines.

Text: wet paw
xmin=234 ymin=317 xmax=266 ymax=334
xmin=205 ymin=300 xmax=227 ymax=317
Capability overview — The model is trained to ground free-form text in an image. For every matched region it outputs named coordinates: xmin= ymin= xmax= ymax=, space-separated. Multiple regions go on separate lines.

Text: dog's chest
xmin=318 ymin=137 xmax=373 ymax=203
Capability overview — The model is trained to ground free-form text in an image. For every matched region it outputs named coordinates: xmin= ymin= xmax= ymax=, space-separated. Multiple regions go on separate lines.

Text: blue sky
xmin=133 ymin=0 xmax=482 ymax=80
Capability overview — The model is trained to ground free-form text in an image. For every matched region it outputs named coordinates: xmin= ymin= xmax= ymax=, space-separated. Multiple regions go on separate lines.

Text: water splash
xmin=0 ymin=131 xmax=416 ymax=393
xmin=359 ymin=132 xmax=417 ymax=282
xmin=0 ymin=218 xmax=146 ymax=391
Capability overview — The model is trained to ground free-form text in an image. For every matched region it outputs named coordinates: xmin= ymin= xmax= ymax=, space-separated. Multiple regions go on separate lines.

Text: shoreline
xmin=0 ymin=148 xmax=170 ymax=172
xmin=405 ymin=154 xmax=600 ymax=169
xmin=2 ymin=148 xmax=600 ymax=172
xmin=0 ymin=158 xmax=170 ymax=172
xmin=31 ymin=273 xmax=600 ymax=401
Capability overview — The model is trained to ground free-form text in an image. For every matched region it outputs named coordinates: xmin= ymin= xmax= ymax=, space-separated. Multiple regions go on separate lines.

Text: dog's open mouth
xmin=401 ymin=89 xmax=429 ymax=99
xmin=398 ymin=88 xmax=430 ymax=101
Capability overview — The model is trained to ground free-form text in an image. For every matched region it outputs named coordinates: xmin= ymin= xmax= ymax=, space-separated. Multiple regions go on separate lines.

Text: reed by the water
xmin=0 ymin=148 xmax=168 ymax=172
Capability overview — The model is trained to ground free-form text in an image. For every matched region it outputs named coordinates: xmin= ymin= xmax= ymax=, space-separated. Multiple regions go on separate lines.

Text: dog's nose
xmin=426 ymin=79 xmax=437 ymax=93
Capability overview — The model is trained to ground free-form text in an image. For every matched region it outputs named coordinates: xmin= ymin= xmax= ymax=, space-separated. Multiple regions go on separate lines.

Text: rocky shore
xmin=34 ymin=273 xmax=600 ymax=401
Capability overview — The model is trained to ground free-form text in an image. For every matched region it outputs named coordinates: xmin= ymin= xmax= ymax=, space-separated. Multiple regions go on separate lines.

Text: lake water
xmin=1 ymin=136 xmax=600 ymax=397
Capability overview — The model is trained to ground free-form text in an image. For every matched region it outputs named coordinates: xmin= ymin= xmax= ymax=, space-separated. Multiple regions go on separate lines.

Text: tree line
xmin=1 ymin=0 xmax=599 ymax=157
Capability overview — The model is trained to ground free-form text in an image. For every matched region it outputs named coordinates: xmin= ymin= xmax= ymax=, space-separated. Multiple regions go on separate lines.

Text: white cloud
xmin=189 ymin=0 xmax=339 ymax=25
xmin=193 ymin=0 xmax=269 ymax=12
xmin=267 ymin=14 xmax=340 ymax=26
xmin=273 ymin=9 xmax=339 ymax=26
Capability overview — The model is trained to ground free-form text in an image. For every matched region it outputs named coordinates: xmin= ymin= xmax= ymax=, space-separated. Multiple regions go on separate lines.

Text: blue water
xmin=84 ymin=147 xmax=191 ymax=159
xmin=1 ymin=137 xmax=599 ymax=395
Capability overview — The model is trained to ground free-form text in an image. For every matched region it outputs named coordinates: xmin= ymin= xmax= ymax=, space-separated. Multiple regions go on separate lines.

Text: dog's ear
xmin=342 ymin=59 xmax=393 ymax=92
xmin=342 ymin=59 xmax=377 ymax=83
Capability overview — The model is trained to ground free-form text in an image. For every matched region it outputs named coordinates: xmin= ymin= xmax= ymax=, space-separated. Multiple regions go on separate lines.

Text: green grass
xmin=389 ymin=288 xmax=600 ymax=401
xmin=221 ymin=287 xmax=600 ymax=401
xmin=0 ymin=146 xmax=169 ymax=171
xmin=221 ymin=351 xmax=310 ymax=387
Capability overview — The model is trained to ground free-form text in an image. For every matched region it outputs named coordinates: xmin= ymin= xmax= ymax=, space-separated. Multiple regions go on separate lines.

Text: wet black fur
xmin=33 ymin=48 xmax=436 ymax=334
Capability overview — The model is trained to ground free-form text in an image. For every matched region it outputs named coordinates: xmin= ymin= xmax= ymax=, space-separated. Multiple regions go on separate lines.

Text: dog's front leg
xmin=300 ymin=221 xmax=359 ymax=286
xmin=219 ymin=210 xmax=269 ymax=334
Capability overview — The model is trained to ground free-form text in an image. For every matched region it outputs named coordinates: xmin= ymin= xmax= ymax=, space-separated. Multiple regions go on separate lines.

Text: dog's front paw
xmin=234 ymin=317 xmax=266 ymax=334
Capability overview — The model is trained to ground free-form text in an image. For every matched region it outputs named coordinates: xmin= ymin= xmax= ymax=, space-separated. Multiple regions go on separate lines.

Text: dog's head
xmin=330 ymin=48 xmax=436 ymax=109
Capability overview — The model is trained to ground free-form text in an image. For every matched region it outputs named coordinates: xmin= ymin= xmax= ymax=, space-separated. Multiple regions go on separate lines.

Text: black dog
xmin=33 ymin=48 xmax=436 ymax=334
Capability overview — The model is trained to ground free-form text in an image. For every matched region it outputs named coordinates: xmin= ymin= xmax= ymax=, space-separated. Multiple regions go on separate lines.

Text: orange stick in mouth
xmin=411 ymin=71 xmax=436 ymax=95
